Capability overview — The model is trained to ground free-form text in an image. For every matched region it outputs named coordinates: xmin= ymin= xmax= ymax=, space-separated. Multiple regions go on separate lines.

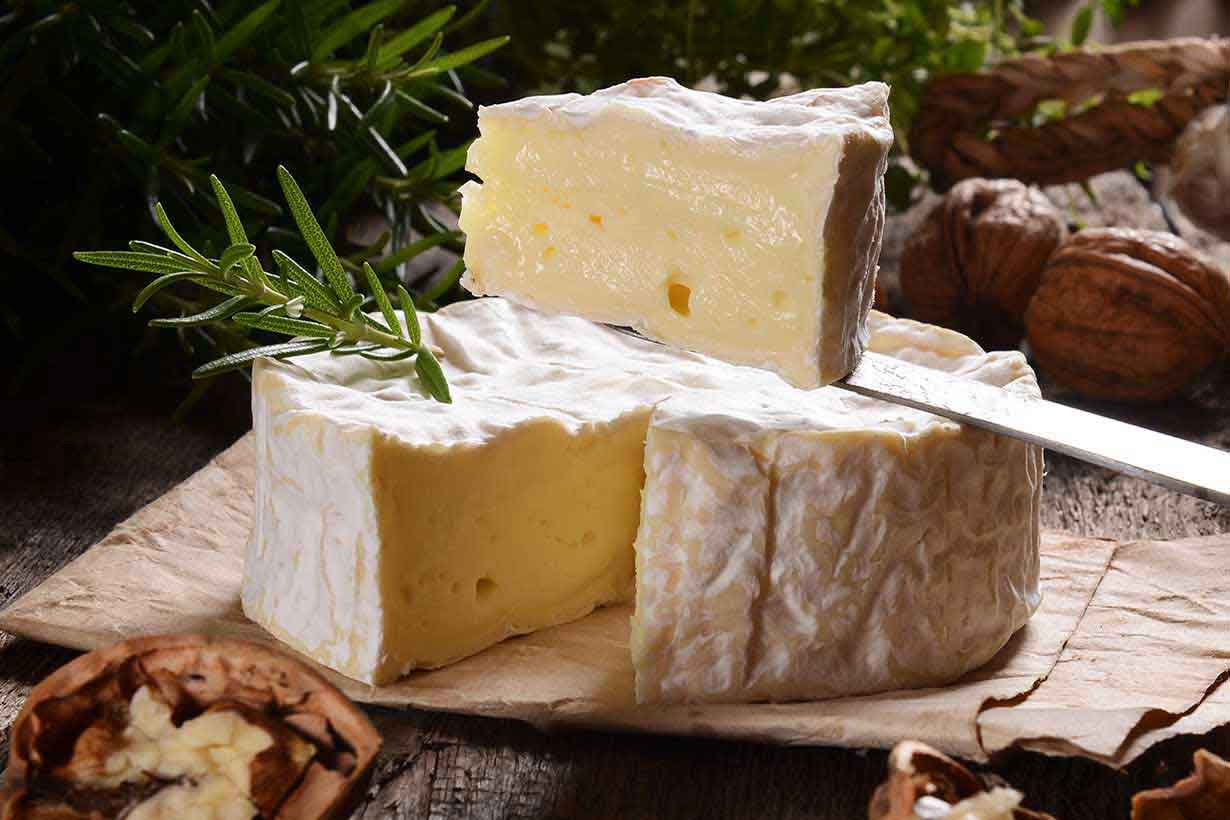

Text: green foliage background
xmin=2 ymin=0 xmax=1091 ymax=404
xmin=481 ymin=0 xmax=1060 ymax=211
xmin=2 ymin=0 xmax=504 ymax=403
xmin=485 ymin=1 xmax=1039 ymax=143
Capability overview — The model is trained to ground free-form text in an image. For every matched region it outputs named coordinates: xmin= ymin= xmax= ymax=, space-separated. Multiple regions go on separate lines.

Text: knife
xmin=837 ymin=351 xmax=1230 ymax=507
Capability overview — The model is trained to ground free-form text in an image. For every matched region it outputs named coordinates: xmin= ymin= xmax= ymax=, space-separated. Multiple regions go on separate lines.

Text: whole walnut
xmin=1167 ymin=104 xmax=1230 ymax=240
xmin=901 ymin=178 xmax=1068 ymax=350
xmin=1025 ymin=227 xmax=1230 ymax=403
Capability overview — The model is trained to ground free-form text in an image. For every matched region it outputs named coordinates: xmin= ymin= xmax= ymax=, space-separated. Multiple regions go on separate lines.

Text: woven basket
xmin=910 ymin=37 xmax=1230 ymax=190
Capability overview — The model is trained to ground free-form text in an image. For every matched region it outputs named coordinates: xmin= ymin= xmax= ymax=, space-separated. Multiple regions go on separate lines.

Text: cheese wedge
xmin=457 ymin=77 xmax=893 ymax=388
xmin=243 ymin=299 xmax=1041 ymax=697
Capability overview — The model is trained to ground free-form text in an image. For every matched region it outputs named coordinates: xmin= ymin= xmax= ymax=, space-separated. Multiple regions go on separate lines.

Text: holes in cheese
xmin=667 ymin=281 xmax=692 ymax=317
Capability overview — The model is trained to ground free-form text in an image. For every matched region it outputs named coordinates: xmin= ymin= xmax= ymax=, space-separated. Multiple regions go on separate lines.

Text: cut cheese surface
xmin=457 ymin=77 xmax=893 ymax=388
xmin=243 ymin=298 xmax=1041 ymax=696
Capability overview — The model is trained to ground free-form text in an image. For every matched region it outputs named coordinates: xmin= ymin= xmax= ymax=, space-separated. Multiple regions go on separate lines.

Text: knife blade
xmin=837 ymin=351 xmax=1230 ymax=506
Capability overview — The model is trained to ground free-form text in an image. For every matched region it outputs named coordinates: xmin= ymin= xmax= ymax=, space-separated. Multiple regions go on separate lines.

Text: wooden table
xmin=3 ymin=172 xmax=1230 ymax=818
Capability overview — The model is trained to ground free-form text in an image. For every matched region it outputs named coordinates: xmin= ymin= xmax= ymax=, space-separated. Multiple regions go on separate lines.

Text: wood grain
xmin=2 ymin=171 xmax=1229 ymax=818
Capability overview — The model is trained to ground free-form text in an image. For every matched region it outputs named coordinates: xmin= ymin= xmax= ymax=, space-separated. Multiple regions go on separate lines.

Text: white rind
xmin=244 ymin=375 xmax=384 ymax=682
xmin=631 ymin=312 xmax=1043 ymax=703
xmin=243 ymin=299 xmax=1041 ymax=696
xmin=479 ymin=76 xmax=891 ymax=144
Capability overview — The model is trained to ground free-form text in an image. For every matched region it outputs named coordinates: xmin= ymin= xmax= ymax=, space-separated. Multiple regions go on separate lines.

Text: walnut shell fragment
xmin=0 ymin=634 xmax=381 ymax=819
xmin=1132 ymin=749 xmax=1230 ymax=820
xmin=900 ymin=178 xmax=1067 ymax=350
xmin=869 ymin=741 xmax=1053 ymax=820
xmin=1025 ymin=227 xmax=1230 ymax=403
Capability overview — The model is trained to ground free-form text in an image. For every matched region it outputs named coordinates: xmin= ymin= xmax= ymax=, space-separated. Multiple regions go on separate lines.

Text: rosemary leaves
xmin=75 ymin=166 xmax=451 ymax=403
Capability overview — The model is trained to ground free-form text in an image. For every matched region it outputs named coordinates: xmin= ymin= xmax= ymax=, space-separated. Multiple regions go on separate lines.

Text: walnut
xmin=900 ymin=178 xmax=1068 ymax=350
xmin=1167 ymin=104 xmax=1230 ymax=241
xmin=0 ymin=634 xmax=380 ymax=820
xmin=869 ymin=741 xmax=1054 ymax=820
xmin=1025 ymin=227 xmax=1230 ymax=403
xmin=1132 ymin=749 xmax=1230 ymax=820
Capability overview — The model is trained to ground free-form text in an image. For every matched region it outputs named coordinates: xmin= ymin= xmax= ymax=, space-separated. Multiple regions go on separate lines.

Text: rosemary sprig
xmin=74 ymin=166 xmax=451 ymax=403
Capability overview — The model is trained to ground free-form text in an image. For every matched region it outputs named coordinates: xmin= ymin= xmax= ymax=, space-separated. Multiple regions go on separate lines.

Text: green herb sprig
xmin=75 ymin=166 xmax=450 ymax=403
xmin=2 ymin=1 xmax=505 ymax=405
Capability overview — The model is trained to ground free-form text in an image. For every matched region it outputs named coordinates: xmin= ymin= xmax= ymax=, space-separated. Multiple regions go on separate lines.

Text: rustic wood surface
xmin=3 ymin=172 xmax=1230 ymax=818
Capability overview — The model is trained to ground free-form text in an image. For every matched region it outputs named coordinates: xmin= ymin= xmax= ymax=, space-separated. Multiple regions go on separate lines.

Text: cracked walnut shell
xmin=1132 ymin=749 xmax=1230 ymax=820
xmin=869 ymin=741 xmax=1053 ymax=820
xmin=1025 ymin=227 xmax=1230 ymax=403
xmin=0 ymin=634 xmax=381 ymax=819
xmin=900 ymin=178 xmax=1067 ymax=350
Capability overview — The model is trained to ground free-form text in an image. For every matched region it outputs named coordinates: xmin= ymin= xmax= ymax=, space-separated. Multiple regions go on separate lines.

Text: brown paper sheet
xmin=2 ymin=435 xmax=1227 ymax=765
xmin=978 ymin=535 xmax=1230 ymax=764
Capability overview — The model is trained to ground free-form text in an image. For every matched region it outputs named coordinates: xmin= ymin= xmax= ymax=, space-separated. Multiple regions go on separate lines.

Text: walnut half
xmin=0 ymin=634 xmax=380 ymax=819
xmin=868 ymin=741 xmax=1053 ymax=820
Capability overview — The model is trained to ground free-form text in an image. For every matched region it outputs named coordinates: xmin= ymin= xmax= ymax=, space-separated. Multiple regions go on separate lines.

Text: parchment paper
xmin=2 ymin=435 xmax=1228 ymax=765
xmin=979 ymin=534 xmax=1230 ymax=763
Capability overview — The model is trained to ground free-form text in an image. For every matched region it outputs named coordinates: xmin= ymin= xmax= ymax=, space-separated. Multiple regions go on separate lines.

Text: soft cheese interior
xmin=458 ymin=77 xmax=893 ymax=388
xmin=243 ymin=299 xmax=1042 ymax=700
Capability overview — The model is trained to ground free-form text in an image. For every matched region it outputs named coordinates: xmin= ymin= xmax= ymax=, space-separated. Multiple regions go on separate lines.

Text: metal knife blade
xmin=837 ymin=351 xmax=1230 ymax=506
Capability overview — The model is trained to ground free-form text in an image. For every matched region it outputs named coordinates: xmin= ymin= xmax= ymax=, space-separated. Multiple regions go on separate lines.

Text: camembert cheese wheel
xmin=243 ymin=298 xmax=1041 ymax=702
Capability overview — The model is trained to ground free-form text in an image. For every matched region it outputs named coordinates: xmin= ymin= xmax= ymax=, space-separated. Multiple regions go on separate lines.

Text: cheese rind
xmin=458 ymin=77 xmax=892 ymax=388
xmin=243 ymin=300 xmax=1041 ymax=696
xmin=634 ymin=395 xmax=1042 ymax=703
xmin=631 ymin=314 xmax=1043 ymax=703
